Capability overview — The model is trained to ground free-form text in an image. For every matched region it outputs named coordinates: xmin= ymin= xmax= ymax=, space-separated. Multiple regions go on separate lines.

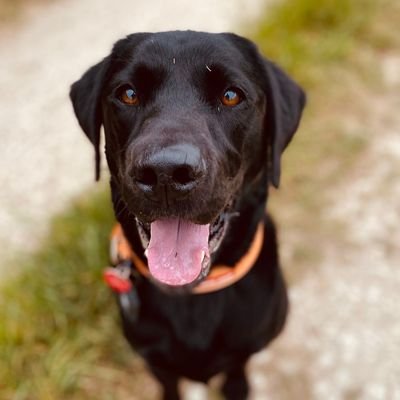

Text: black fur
xmin=70 ymin=31 xmax=305 ymax=399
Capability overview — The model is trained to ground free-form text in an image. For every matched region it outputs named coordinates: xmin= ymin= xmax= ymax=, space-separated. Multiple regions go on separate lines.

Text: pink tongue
xmin=147 ymin=218 xmax=210 ymax=286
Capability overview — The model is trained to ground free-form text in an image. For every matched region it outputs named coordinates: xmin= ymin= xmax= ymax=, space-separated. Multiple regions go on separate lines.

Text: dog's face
xmin=70 ymin=31 xmax=305 ymax=288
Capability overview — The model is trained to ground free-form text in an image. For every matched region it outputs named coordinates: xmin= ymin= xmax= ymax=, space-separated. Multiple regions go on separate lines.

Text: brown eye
xmin=118 ymin=86 xmax=139 ymax=106
xmin=221 ymin=88 xmax=242 ymax=107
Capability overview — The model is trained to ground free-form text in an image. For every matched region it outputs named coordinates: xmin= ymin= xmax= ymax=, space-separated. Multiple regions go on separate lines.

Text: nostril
xmin=131 ymin=144 xmax=205 ymax=196
xmin=172 ymin=166 xmax=197 ymax=185
xmin=135 ymin=167 xmax=158 ymax=187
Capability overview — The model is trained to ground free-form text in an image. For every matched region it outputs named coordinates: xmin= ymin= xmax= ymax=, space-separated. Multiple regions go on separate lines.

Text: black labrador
xmin=70 ymin=31 xmax=305 ymax=400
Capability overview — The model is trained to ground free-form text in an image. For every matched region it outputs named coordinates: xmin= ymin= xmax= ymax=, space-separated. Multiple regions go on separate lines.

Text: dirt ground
xmin=1 ymin=1 xmax=400 ymax=399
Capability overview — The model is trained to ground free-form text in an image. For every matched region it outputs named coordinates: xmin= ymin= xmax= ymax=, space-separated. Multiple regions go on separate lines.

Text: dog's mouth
xmin=135 ymin=213 xmax=228 ymax=287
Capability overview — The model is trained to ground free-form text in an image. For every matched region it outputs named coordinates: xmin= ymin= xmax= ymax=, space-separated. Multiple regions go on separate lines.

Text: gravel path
xmin=248 ymin=55 xmax=400 ymax=400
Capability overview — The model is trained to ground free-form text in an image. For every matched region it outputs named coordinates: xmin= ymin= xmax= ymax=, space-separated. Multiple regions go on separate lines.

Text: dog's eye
xmin=118 ymin=85 xmax=139 ymax=106
xmin=221 ymin=88 xmax=242 ymax=107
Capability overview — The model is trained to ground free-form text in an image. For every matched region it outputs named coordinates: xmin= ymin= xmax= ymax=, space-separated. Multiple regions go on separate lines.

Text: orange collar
xmin=109 ymin=222 xmax=264 ymax=294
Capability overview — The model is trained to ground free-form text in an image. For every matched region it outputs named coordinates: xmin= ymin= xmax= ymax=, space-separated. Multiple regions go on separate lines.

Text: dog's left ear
xmin=70 ymin=57 xmax=110 ymax=181
xmin=263 ymin=60 xmax=306 ymax=188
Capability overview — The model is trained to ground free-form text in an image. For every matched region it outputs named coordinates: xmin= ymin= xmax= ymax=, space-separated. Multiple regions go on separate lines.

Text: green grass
xmin=0 ymin=188 xmax=157 ymax=399
xmin=1 ymin=0 xmax=399 ymax=398
xmin=254 ymin=0 xmax=376 ymax=86
xmin=250 ymin=0 xmax=396 ymax=283
xmin=253 ymin=0 xmax=380 ymax=199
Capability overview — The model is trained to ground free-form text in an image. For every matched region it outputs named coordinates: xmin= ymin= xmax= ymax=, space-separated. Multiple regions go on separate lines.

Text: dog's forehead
xmin=147 ymin=31 xmax=230 ymax=54
xmin=114 ymin=31 xmax=248 ymax=71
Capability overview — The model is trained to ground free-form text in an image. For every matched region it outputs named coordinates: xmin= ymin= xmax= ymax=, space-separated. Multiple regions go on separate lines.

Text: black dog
xmin=70 ymin=31 xmax=305 ymax=400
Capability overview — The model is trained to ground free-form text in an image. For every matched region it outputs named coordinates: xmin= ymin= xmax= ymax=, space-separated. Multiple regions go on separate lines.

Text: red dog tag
xmin=103 ymin=267 xmax=132 ymax=293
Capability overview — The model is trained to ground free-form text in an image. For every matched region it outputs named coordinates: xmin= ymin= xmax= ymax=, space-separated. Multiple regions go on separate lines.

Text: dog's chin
xmin=135 ymin=211 xmax=230 ymax=294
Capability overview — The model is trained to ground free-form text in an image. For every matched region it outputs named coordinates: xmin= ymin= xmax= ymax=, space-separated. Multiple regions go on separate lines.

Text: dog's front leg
xmin=150 ymin=366 xmax=180 ymax=400
xmin=221 ymin=363 xmax=249 ymax=400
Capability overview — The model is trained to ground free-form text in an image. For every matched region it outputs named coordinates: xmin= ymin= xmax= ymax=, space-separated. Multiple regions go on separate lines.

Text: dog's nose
xmin=131 ymin=144 xmax=205 ymax=201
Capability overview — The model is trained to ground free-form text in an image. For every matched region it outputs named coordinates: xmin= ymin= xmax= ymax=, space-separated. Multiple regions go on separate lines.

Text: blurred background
xmin=0 ymin=0 xmax=399 ymax=399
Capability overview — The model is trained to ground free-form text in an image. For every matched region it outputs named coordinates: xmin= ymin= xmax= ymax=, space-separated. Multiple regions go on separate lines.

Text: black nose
xmin=131 ymin=144 xmax=205 ymax=201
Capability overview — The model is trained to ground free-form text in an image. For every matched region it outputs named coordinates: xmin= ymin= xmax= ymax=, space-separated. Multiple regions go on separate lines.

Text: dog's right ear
xmin=70 ymin=57 xmax=110 ymax=181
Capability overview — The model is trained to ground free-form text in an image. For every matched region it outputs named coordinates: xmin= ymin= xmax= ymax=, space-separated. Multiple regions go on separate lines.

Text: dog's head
xmin=70 ymin=31 xmax=305 ymax=288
